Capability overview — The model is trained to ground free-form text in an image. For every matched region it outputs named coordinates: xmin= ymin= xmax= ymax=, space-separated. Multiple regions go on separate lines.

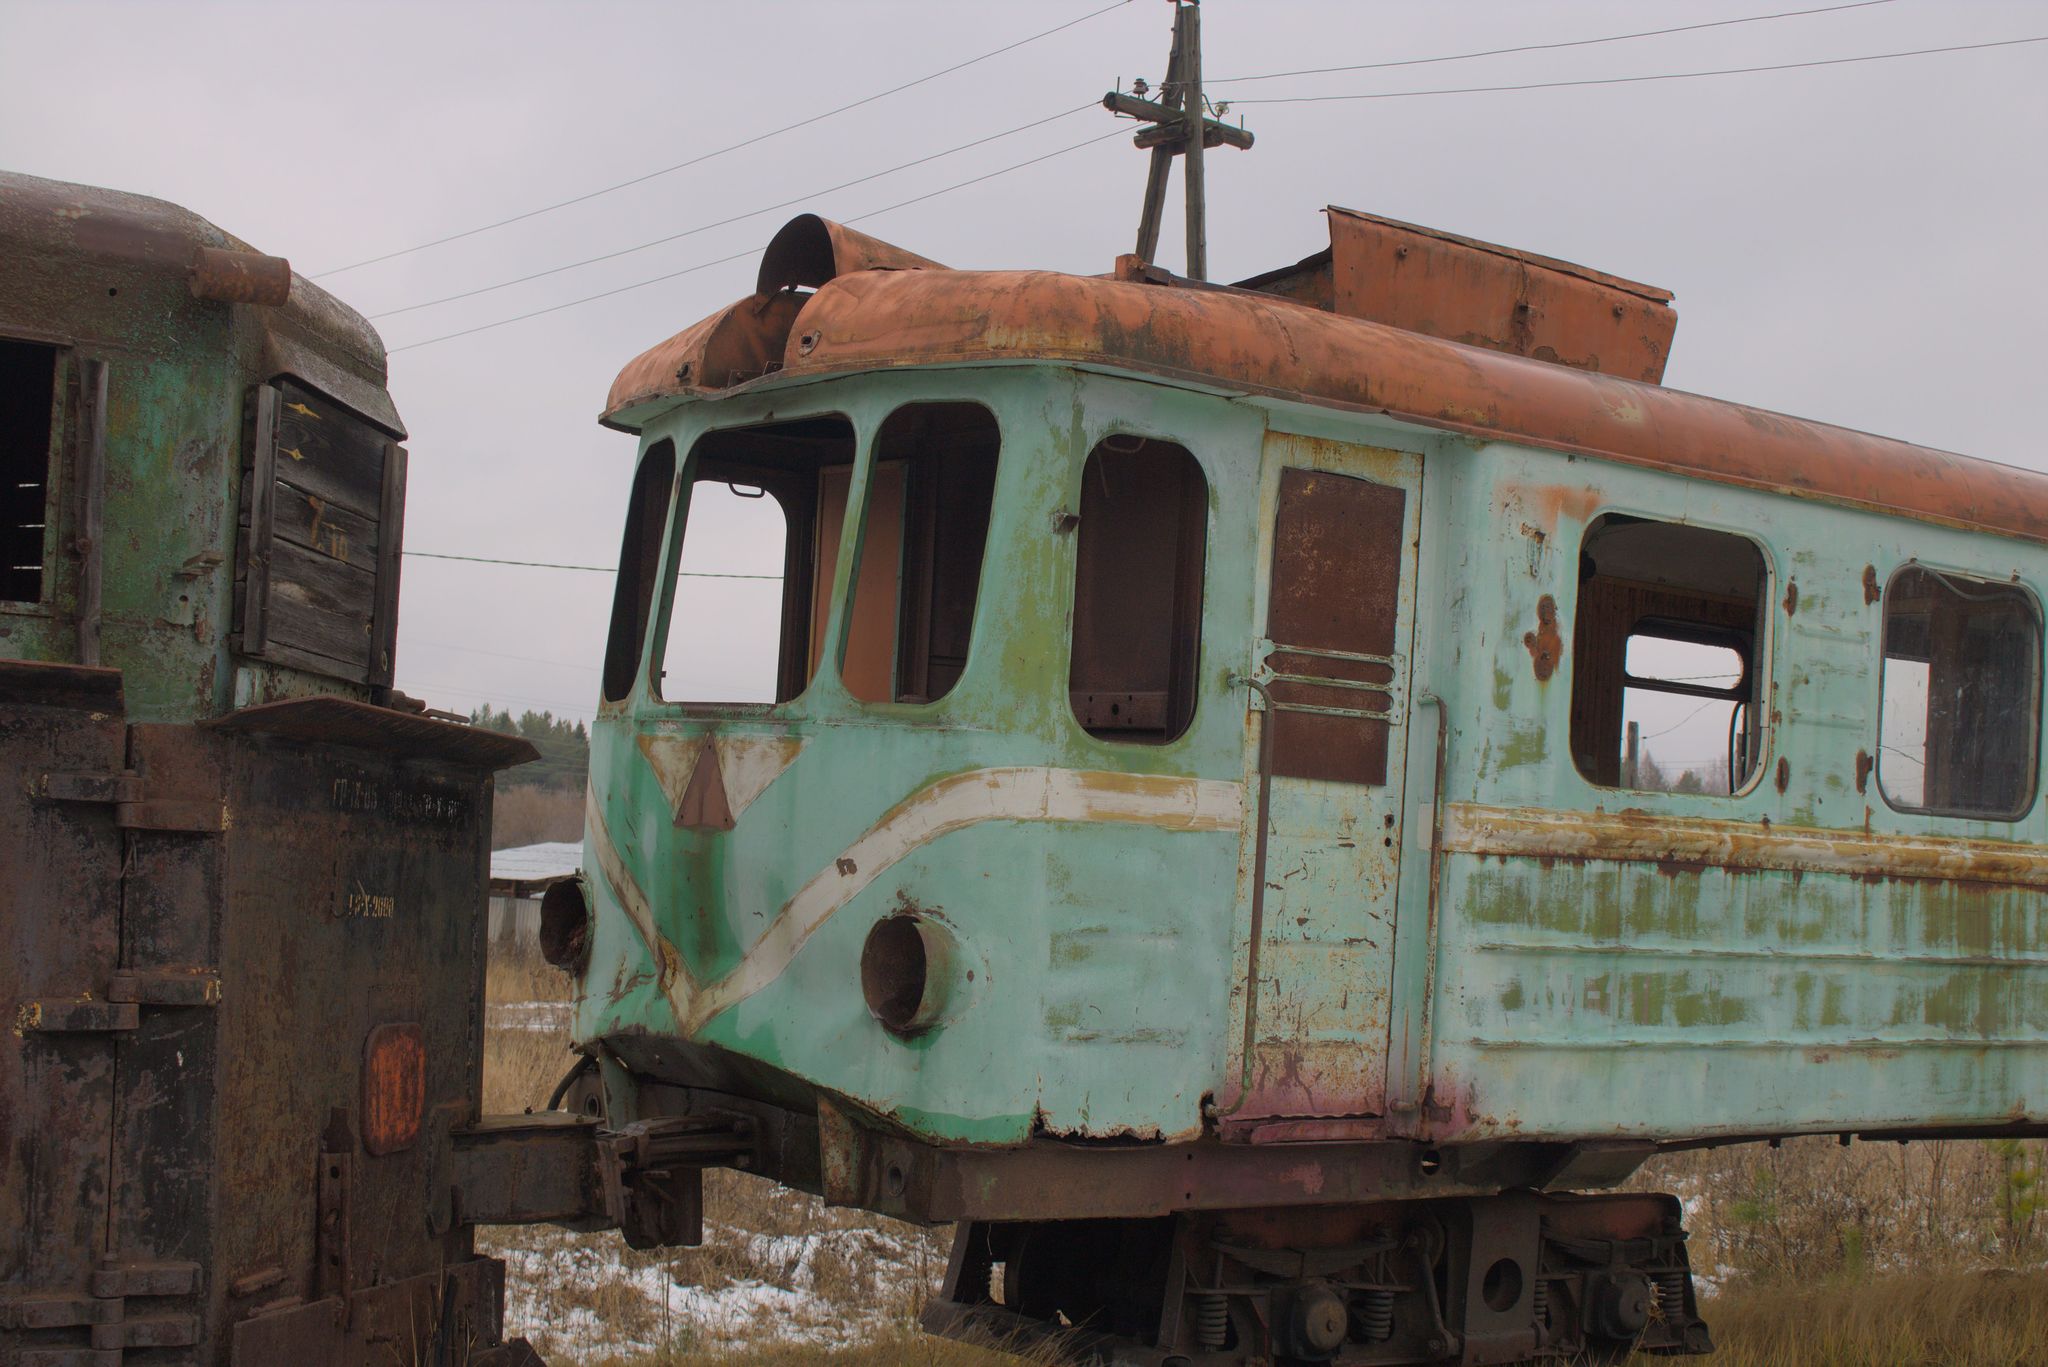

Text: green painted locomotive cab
xmin=584 ymin=310 xmax=2048 ymax=1162
xmin=582 ymin=367 xmax=1265 ymax=1143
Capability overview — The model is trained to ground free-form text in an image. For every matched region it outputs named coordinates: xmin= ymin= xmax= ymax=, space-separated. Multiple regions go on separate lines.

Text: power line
xmin=387 ymin=125 xmax=1131 ymax=354
xmin=1638 ymin=698 xmax=1726 ymax=741
xmin=404 ymin=549 xmax=779 ymax=579
xmin=372 ymin=103 xmax=1094 ymax=321
xmin=1232 ymin=34 xmax=2048 ymax=106
xmin=1207 ymin=0 xmax=1898 ymax=86
xmin=312 ymin=0 xmax=1133 ymax=278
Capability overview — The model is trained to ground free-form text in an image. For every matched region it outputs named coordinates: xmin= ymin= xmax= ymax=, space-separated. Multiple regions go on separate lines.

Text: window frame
xmin=642 ymin=411 xmax=859 ymax=713
xmin=1064 ymin=429 xmax=1211 ymax=748
xmin=0 ymin=335 xmax=66 ymax=614
xmin=1567 ymin=510 xmax=1775 ymax=798
xmin=837 ymin=400 xmax=1004 ymax=713
xmin=1874 ymin=560 xmax=2043 ymax=822
xmin=601 ymin=437 xmax=678 ymax=704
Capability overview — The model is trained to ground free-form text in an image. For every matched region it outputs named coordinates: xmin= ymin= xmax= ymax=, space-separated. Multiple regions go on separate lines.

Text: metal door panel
xmin=0 ymin=663 xmax=127 ymax=1365
xmin=1225 ymin=437 xmax=1421 ymax=1131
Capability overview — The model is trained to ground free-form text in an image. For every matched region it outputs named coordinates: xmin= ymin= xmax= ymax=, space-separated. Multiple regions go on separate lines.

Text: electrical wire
xmin=371 ymin=103 xmax=1095 ymax=320
xmin=404 ymin=549 xmax=778 ymax=578
xmin=1206 ymin=0 xmax=1899 ymax=85
xmin=311 ymin=0 xmax=1133 ymax=278
xmin=1230 ymin=34 xmax=2048 ymax=105
xmin=407 ymin=639 xmax=602 ymax=672
xmin=1638 ymin=697 xmax=1728 ymax=741
xmin=369 ymin=0 xmax=1903 ymax=320
xmin=386 ymin=125 xmax=1131 ymax=353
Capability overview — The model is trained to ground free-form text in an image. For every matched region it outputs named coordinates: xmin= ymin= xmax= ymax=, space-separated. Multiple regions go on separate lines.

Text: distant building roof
xmin=490 ymin=841 xmax=582 ymax=894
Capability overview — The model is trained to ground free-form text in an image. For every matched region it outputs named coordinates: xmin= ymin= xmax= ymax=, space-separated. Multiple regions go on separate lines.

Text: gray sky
xmin=4 ymin=0 xmax=2043 ymax=731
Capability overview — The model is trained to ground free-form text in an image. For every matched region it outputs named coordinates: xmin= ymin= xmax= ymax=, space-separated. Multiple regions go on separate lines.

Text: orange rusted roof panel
xmin=605 ymin=255 xmax=2048 ymax=547
xmin=1236 ymin=207 xmax=1678 ymax=383
xmin=605 ymin=291 xmax=806 ymax=420
xmin=789 ymin=268 xmax=2048 ymax=544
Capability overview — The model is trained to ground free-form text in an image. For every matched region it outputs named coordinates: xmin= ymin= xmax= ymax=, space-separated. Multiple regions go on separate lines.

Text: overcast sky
xmin=4 ymin=0 xmax=2043 ymax=736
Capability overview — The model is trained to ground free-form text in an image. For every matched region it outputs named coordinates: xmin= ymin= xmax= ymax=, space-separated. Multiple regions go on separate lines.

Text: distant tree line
xmin=471 ymin=705 xmax=589 ymax=792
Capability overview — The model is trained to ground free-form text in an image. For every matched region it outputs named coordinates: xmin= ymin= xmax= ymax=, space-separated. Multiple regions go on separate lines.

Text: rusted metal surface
xmin=1 ymin=663 xmax=129 ymax=1357
xmin=601 ymin=292 xmax=807 ymax=423
xmin=1523 ymin=594 xmax=1562 ymax=681
xmin=188 ymin=246 xmax=292 ymax=306
xmin=1239 ymin=206 xmax=1678 ymax=383
xmin=441 ymin=1114 xmax=610 ymax=1230
xmin=209 ymin=694 xmax=537 ymax=768
xmin=819 ymin=1116 xmax=1639 ymax=1225
xmin=755 ymin=212 xmax=945 ymax=295
xmin=929 ymin=1191 xmax=1704 ymax=1365
xmin=1262 ymin=466 xmax=1404 ymax=786
xmin=602 ymin=220 xmax=2048 ymax=548
xmin=362 ymin=1022 xmax=427 ymax=1156
xmin=1439 ymin=802 xmax=2048 ymax=888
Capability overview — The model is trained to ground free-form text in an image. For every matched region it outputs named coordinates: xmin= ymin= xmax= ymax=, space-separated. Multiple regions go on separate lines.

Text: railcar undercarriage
xmin=926 ymin=1194 xmax=1711 ymax=1367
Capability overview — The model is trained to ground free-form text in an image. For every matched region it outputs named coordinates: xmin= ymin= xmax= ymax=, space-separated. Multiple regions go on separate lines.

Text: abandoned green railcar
xmin=566 ymin=209 xmax=2047 ymax=1363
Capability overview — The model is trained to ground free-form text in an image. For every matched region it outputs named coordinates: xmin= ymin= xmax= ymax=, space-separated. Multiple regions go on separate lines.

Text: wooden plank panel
xmin=273 ymin=381 xmax=387 ymax=520
xmin=264 ymin=537 xmax=375 ymax=676
xmin=272 ymin=476 xmax=378 ymax=568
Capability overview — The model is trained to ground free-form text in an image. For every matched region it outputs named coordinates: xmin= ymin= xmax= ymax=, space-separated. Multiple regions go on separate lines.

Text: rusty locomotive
xmin=0 ymin=172 xmax=619 ymax=1366
xmin=536 ymin=201 xmax=2048 ymax=1366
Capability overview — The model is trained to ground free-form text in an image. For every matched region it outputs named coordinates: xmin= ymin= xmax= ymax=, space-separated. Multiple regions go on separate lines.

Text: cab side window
xmin=1878 ymin=565 xmax=2040 ymax=818
xmin=2 ymin=339 xmax=59 ymax=604
xmin=1569 ymin=515 xmax=1767 ymax=794
xmin=838 ymin=403 xmax=1000 ymax=705
xmin=656 ymin=416 xmax=854 ymax=705
xmin=601 ymin=440 xmax=677 ymax=702
xmin=1068 ymin=437 xmax=1207 ymax=743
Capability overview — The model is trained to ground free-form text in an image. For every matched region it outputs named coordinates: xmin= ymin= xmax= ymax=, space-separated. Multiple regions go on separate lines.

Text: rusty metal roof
xmin=0 ymin=170 xmax=404 ymax=436
xmin=605 ymin=214 xmax=2048 ymax=547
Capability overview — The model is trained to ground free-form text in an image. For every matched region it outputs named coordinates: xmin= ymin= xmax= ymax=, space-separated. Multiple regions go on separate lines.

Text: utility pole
xmin=1102 ymin=0 xmax=1251 ymax=281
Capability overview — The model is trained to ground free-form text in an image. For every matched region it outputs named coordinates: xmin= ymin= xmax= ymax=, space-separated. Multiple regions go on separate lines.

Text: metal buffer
xmin=1103 ymin=0 xmax=1252 ymax=280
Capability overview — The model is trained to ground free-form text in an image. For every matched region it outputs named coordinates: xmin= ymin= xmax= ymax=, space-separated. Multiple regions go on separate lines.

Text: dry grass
xmin=483 ymin=946 xmax=2048 ymax=1363
xmin=1635 ymin=1136 xmax=2046 ymax=1282
xmin=1646 ymin=1269 xmax=2048 ymax=1366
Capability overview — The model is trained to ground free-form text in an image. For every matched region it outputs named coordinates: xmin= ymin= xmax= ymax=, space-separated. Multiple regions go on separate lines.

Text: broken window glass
xmin=1878 ymin=565 xmax=2040 ymax=818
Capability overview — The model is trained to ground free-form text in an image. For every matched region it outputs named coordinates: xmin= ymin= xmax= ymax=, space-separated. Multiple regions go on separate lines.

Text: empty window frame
xmin=601 ymin=439 xmax=677 ymax=701
xmin=1069 ymin=436 xmax=1207 ymax=743
xmin=1264 ymin=467 xmax=1408 ymax=785
xmin=1 ymin=339 xmax=58 ymax=604
xmin=837 ymin=403 xmax=1000 ymax=705
xmin=653 ymin=415 xmax=855 ymax=705
xmin=1877 ymin=565 xmax=2040 ymax=818
xmin=1569 ymin=515 xmax=1768 ymax=794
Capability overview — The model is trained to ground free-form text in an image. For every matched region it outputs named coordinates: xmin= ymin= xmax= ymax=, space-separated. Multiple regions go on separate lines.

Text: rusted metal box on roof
xmin=1238 ymin=206 xmax=1678 ymax=384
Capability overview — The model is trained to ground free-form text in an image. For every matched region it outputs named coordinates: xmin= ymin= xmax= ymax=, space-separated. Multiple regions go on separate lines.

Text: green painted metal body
xmin=581 ymin=354 xmax=2048 ymax=1162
